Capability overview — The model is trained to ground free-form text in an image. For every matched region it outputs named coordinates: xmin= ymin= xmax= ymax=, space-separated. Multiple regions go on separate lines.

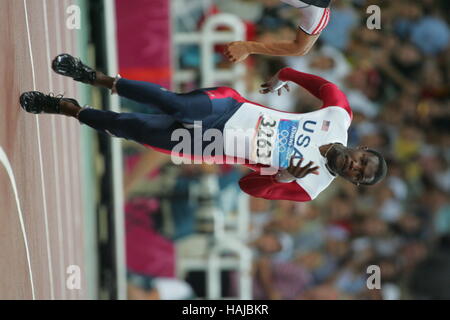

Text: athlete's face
xmin=329 ymin=145 xmax=379 ymax=185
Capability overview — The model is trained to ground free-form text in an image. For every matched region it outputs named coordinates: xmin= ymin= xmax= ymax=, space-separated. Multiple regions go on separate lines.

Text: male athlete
xmin=224 ymin=0 xmax=331 ymax=62
xmin=20 ymin=54 xmax=387 ymax=202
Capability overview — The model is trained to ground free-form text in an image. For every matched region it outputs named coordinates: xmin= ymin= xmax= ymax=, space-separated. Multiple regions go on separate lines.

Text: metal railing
xmin=172 ymin=12 xmax=247 ymax=94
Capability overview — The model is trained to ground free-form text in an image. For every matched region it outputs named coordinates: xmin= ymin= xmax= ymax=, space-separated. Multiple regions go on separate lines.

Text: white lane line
xmin=0 ymin=147 xmax=36 ymax=300
xmin=55 ymin=0 xmax=71 ymax=300
xmin=43 ymin=0 xmax=65 ymax=300
xmin=24 ymin=0 xmax=55 ymax=300
xmin=24 ymin=0 xmax=36 ymax=90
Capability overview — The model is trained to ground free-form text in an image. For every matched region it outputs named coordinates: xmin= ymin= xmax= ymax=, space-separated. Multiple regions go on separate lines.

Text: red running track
xmin=0 ymin=0 xmax=86 ymax=299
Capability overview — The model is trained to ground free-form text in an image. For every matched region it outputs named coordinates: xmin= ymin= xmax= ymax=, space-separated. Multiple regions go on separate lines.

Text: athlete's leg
xmin=52 ymin=54 xmax=242 ymax=126
xmin=115 ymin=79 xmax=217 ymax=125
xmin=92 ymin=71 xmax=115 ymax=89
xmin=78 ymin=108 xmax=185 ymax=150
xmin=101 ymin=77 xmax=244 ymax=129
xmin=51 ymin=54 xmax=212 ymax=122
xmin=53 ymin=99 xmax=184 ymax=150
xmin=20 ymin=91 xmax=240 ymax=169
xmin=63 ymin=67 xmax=213 ymax=124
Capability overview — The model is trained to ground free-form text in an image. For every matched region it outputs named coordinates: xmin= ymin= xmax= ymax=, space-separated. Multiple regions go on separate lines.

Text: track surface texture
xmin=0 ymin=0 xmax=86 ymax=299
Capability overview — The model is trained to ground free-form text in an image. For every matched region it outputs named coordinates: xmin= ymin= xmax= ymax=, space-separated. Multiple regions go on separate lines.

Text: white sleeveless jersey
xmin=224 ymin=102 xmax=352 ymax=199
xmin=280 ymin=0 xmax=330 ymax=35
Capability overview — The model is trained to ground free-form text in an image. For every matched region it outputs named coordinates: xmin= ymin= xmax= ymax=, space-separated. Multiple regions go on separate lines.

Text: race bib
xmin=251 ymin=115 xmax=278 ymax=165
xmin=251 ymin=114 xmax=299 ymax=168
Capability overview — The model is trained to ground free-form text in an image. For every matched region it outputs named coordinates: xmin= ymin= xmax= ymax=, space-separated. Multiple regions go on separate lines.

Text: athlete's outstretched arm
xmin=261 ymin=67 xmax=352 ymax=118
xmin=239 ymin=172 xmax=312 ymax=202
xmin=224 ymin=29 xmax=319 ymax=63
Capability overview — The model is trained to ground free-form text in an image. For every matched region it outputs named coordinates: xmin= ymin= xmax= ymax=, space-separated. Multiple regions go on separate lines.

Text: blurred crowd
xmin=124 ymin=0 xmax=450 ymax=300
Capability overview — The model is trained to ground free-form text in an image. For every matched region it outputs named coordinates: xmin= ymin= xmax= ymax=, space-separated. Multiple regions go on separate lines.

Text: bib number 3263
xmin=252 ymin=115 xmax=278 ymax=165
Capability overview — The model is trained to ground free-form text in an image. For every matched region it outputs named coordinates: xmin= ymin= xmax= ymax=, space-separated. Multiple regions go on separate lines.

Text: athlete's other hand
xmin=287 ymin=157 xmax=319 ymax=179
xmin=275 ymin=157 xmax=319 ymax=183
xmin=224 ymin=41 xmax=250 ymax=63
xmin=260 ymin=73 xmax=290 ymax=96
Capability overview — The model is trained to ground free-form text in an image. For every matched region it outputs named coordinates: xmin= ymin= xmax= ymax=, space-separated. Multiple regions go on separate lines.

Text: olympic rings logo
xmin=277 ymin=129 xmax=291 ymax=153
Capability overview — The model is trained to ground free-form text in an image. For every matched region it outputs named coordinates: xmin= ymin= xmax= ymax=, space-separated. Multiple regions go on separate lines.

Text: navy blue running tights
xmin=78 ymin=79 xmax=244 ymax=155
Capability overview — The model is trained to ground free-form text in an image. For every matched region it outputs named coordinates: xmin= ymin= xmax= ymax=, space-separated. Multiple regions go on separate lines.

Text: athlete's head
xmin=326 ymin=144 xmax=387 ymax=186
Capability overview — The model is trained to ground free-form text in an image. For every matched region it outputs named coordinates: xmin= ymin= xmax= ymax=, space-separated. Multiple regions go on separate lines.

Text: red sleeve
xmin=278 ymin=68 xmax=352 ymax=119
xmin=238 ymin=172 xmax=312 ymax=202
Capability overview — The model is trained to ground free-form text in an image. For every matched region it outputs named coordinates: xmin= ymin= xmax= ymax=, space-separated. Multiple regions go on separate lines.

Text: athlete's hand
xmin=260 ymin=72 xmax=290 ymax=96
xmin=224 ymin=41 xmax=250 ymax=63
xmin=275 ymin=157 xmax=319 ymax=183
xmin=287 ymin=157 xmax=319 ymax=179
